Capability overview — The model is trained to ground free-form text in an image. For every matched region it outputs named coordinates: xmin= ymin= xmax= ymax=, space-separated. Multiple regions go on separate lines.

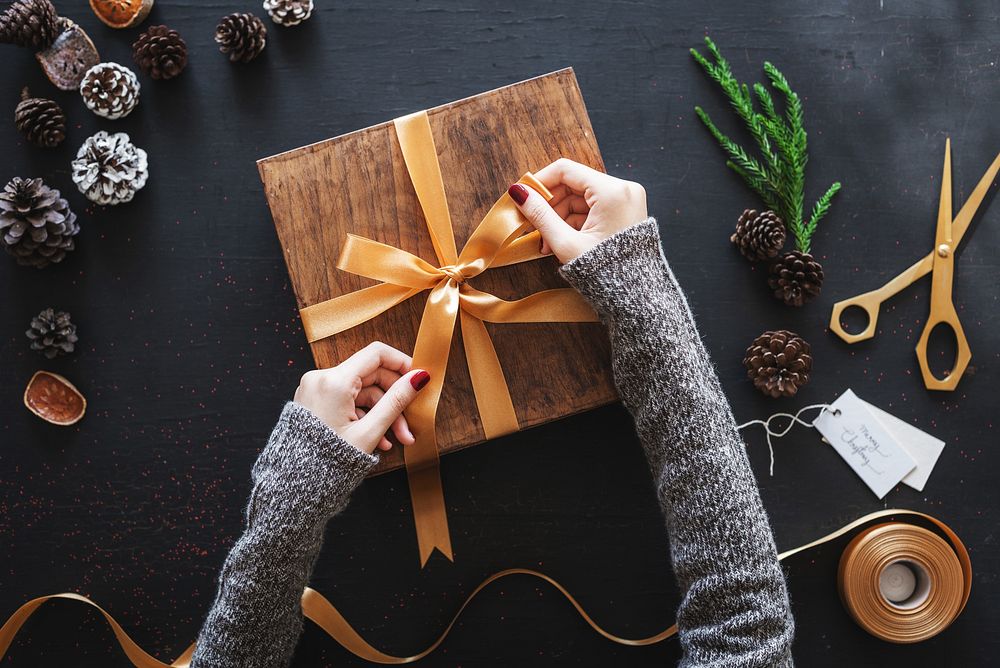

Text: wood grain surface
xmin=258 ymin=69 xmax=616 ymax=474
xmin=1 ymin=2 xmax=998 ymax=667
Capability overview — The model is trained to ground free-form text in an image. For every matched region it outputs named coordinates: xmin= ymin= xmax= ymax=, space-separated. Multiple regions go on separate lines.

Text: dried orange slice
xmin=23 ymin=371 xmax=87 ymax=426
xmin=89 ymin=0 xmax=154 ymax=29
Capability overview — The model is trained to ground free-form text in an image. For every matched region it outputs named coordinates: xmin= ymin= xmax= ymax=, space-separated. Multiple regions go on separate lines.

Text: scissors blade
xmin=936 ymin=138 xmax=953 ymax=247
xmin=876 ymin=146 xmax=1000 ymax=293
xmin=950 ymin=149 xmax=1000 ymax=248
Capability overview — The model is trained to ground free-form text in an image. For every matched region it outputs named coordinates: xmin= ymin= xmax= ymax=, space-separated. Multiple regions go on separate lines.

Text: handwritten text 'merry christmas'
xmin=813 ymin=390 xmax=916 ymax=498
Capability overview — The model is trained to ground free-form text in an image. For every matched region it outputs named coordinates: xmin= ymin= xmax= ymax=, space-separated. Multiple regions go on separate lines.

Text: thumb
xmin=356 ymin=369 xmax=429 ymax=442
xmin=508 ymin=183 xmax=581 ymax=262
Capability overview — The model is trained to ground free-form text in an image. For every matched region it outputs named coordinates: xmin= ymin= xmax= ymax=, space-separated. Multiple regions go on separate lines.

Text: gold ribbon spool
xmin=0 ymin=509 xmax=972 ymax=665
xmin=837 ymin=522 xmax=970 ymax=643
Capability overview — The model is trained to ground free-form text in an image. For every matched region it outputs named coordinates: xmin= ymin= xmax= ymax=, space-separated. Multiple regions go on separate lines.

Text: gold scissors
xmin=830 ymin=139 xmax=1000 ymax=391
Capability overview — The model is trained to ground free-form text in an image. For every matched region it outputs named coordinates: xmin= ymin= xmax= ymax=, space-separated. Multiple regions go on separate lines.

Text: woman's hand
xmin=508 ymin=158 xmax=648 ymax=263
xmin=293 ymin=341 xmax=430 ymax=455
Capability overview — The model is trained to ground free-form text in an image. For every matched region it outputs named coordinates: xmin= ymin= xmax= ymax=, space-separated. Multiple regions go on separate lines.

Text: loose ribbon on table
xmin=0 ymin=509 xmax=971 ymax=665
xmin=298 ymin=110 xmax=599 ymax=566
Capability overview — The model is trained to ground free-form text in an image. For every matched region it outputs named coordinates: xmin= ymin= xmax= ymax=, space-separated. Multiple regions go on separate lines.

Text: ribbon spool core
xmin=880 ymin=560 xmax=931 ymax=609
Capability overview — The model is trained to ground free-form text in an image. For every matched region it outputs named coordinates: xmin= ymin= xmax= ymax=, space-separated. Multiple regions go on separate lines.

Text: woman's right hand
xmin=507 ymin=158 xmax=648 ymax=263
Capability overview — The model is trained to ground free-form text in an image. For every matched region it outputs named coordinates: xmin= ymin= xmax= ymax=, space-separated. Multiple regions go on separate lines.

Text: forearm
xmin=560 ymin=219 xmax=794 ymax=667
xmin=191 ymin=402 xmax=377 ymax=668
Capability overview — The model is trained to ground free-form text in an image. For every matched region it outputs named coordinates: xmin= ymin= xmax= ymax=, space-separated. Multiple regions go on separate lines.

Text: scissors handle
xmin=829 ymin=290 xmax=886 ymax=343
xmin=828 ymin=251 xmax=935 ymax=343
xmin=915 ymin=302 xmax=971 ymax=391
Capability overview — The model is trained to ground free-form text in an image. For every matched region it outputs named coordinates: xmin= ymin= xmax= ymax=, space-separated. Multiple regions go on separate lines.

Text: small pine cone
xmin=0 ymin=0 xmax=60 ymax=49
xmin=743 ymin=330 xmax=812 ymax=398
xmin=215 ymin=13 xmax=267 ymax=63
xmin=767 ymin=250 xmax=825 ymax=307
xmin=0 ymin=177 xmax=79 ymax=268
xmin=14 ymin=87 xmax=66 ymax=148
xmin=71 ymin=131 xmax=148 ymax=205
xmin=132 ymin=25 xmax=188 ymax=80
xmin=26 ymin=308 xmax=78 ymax=358
xmin=263 ymin=0 xmax=313 ymax=26
xmin=731 ymin=209 xmax=785 ymax=261
xmin=80 ymin=62 xmax=140 ymax=120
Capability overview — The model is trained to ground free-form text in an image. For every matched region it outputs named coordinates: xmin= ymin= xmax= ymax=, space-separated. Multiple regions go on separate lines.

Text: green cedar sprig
xmin=690 ymin=36 xmax=841 ymax=254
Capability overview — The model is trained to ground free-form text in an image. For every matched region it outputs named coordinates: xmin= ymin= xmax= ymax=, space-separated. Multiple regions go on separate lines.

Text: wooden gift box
xmin=258 ymin=68 xmax=616 ymax=475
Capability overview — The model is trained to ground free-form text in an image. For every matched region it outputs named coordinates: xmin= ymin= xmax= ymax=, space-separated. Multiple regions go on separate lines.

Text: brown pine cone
xmin=731 ymin=209 xmax=785 ymax=261
xmin=215 ymin=13 xmax=267 ymax=63
xmin=0 ymin=177 xmax=79 ymax=268
xmin=0 ymin=0 xmax=60 ymax=49
xmin=743 ymin=330 xmax=812 ymax=398
xmin=14 ymin=87 xmax=66 ymax=147
xmin=132 ymin=25 xmax=188 ymax=80
xmin=767 ymin=250 xmax=824 ymax=307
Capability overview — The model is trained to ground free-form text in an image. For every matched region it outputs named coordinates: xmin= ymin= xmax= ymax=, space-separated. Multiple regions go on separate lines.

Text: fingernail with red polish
xmin=410 ymin=370 xmax=430 ymax=391
xmin=508 ymin=183 xmax=529 ymax=205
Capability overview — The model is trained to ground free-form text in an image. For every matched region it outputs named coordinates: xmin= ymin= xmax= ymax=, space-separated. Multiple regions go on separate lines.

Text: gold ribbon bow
xmin=298 ymin=111 xmax=599 ymax=566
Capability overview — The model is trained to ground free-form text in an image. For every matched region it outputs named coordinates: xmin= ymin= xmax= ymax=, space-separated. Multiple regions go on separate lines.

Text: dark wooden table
xmin=2 ymin=1 xmax=998 ymax=666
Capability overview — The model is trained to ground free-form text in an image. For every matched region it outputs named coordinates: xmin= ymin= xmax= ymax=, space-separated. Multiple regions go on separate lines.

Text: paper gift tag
xmin=813 ymin=390 xmax=917 ymax=499
xmin=863 ymin=402 xmax=945 ymax=492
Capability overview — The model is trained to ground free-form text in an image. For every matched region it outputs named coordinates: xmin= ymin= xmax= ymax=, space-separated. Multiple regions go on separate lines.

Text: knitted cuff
xmin=249 ymin=402 xmax=378 ymax=524
xmin=558 ymin=218 xmax=667 ymax=316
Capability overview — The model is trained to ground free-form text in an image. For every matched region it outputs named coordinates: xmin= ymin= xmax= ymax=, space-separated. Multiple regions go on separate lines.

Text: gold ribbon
xmin=298 ymin=110 xmax=599 ymax=566
xmin=0 ymin=509 xmax=971 ymax=665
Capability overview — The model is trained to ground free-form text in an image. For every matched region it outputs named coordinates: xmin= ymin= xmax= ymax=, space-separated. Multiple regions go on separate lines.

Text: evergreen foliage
xmin=691 ymin=36 xmax=840 ymax=253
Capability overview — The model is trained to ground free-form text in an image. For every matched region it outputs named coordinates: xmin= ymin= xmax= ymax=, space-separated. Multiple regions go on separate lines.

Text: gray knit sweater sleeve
xmin=190 ymin=401 xmax=378 ymax=668
xmin=192 ymin=218 xmax=791 ymax=667
xmin=559 ymin=218 xmax=794 ymax=667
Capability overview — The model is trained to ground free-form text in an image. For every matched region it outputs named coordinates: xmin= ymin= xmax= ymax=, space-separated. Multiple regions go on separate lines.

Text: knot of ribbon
xmin=438 ymin=265 xmax=466 ymax=284
xmin=298 ymin=110 xmax=599 ymax=566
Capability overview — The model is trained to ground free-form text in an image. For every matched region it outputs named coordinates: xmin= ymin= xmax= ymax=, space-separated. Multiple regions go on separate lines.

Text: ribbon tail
xmin=409 ymin=466 xmax=453 ymax=566
xmin=406 ymin=281 xmax=461 ymax=566
xmin=299 ymin=283 xmax=421 ymax=344
xmin=460 ymin=286 xmax=599 ymax=324
xmin=460 ymin=310 xmax=519 ymax=440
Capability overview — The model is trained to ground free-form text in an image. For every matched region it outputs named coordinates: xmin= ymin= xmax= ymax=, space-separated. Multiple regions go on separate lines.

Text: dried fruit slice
xmin=35 ymin=19 xmax=100 ymax=90
xmin=89 ymin=0 xmax=153 ymax=29
xmin=23 ymin=370 xmax=86 ymax=426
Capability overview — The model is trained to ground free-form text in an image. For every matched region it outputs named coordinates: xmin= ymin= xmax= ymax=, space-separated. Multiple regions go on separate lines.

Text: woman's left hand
xmin=293 ymin=341 xmax=430 ymax=455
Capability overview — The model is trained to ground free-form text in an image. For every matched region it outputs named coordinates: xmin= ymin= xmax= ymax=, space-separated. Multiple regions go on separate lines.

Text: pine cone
xmin=731 ymin=209 xmax=785 ymax=261
xmin=215 ymin=13 xmax=267 ymax=63
xmin=71 ymin=131 xmax=148 ymax=205
xmin=743 ymin=330 xmax=812 ymax=398
xmin=263 ymin=0 xmax=313 ymax=26
xmin=132 ymin=25 xmax=188 ymax=80
xmin=0 ymin=177 xmax=79 ymax=268
xmin=26 ymin=308 xmax=78 ymax=358
xmin=80 ymin=62 xmax=140 ymax=119
xmin=0 ymin=0 xmax=60 ymax=49
xmin=14 ymin=87 xmax=66 ymax=148
xmin=767 ymin=250 xmax=824 ymax=307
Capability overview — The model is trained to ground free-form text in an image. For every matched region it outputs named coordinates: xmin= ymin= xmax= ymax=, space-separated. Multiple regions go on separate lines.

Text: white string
xmin=736 ymin=404 xmax=833 ymax=476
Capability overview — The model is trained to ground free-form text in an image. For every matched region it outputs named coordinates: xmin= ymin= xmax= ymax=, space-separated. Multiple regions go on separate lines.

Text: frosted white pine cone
xmin=263 ymin=0 xmax=313 ymax=26
xmin=71 ymin=131 xmax=148 ymax=206
xmin=79 ymin=62 xmax=140 ymax=120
